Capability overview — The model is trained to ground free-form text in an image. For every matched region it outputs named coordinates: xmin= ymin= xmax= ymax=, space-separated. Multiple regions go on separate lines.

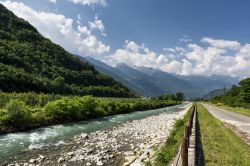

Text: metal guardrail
xmin=173 ymin=104 xmax=197 ymax=166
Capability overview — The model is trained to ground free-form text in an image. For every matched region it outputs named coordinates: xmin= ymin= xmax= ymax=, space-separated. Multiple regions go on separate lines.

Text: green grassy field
xmin=197 ymin=103 xmax=250 ymax=166
xmin=153 ymin=104 xmax=193 ymax=166
xmin=210 ymin=102 xmax=250 ymax=117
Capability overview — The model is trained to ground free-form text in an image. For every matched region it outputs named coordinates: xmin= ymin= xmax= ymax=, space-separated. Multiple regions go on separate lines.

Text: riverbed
xmin=1 ymin=102 xmax=191 ymax=165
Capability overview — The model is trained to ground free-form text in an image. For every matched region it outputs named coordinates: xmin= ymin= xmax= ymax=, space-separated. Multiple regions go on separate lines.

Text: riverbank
xmin=0 ymin=96 xmax=179 ymax=134
xmin=3 ymin=103 xmax=191 ymax=165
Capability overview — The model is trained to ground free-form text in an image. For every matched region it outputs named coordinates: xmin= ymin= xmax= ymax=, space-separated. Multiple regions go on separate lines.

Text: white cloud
xmin=179 ymin=35 xmax=192 ymax=43
xmin=105 ymin=41 xmax=160 ymax=68
xmin=163 ymin=48 xmax=176 ymax=53
xmin=178 ymin=35 xmax=192 ymax=43
xmin=88 ymin=16 xmax=106 ymax=36
xmin=201 ymin=37 xmax=241 ymax=50
xmin=67 ymin=0 xmax=107 ymax=7
xmin=2 ymin=1 xmax=109 ymax=56
xmin=48 ymin=0 xmax=56 ymax=4
xmin=105 ymin=39 xmax=250 ymax=78
xmin=125 ymin=40 xmax=140 ymax=52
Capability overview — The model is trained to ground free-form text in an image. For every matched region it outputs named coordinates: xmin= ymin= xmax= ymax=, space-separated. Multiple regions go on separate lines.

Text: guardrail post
xmin=181 ymin=137 xmax=188 ymax=166
xmin=185 ymin=126 xmax=190 ymax=144
xmin=189 ymin=117 xmax=193 ymax=131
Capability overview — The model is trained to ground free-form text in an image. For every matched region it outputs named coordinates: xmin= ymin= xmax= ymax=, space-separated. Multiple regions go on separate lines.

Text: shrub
xmin=0 ymin=94 xmax=179 ymax=133
xmin=43 ymin=96 xmax=100 ymax=121
xmin=4 ymin=99 xmax=32 ymax=128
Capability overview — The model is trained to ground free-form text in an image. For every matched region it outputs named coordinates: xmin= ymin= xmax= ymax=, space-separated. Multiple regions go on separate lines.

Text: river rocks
xmin=123 ymin=151 xmax=134 ymax=156
xmin=86 ymin=162 xmax=91 ymax=166
xmin=28 ymin=159 xmax=35 ymax=164
xmin=7 ymin=103 xmax=192 ymax=166
xmin=57 ymin=157 xmax=65 ymax=163
xmin=96 ymin=160 xmax=103 ymax=166
xmin=39 ymin=155 xmax=45 ymax=160
xmin=125 ymin=155 xmax=136 ymax=162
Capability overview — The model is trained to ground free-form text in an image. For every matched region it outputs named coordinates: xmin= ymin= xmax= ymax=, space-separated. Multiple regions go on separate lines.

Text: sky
xmin=1 ymin=0 xmax=250 ymax=78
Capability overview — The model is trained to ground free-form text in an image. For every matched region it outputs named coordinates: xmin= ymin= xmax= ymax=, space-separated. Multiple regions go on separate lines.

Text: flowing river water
xmin=0 ymin=102 xmax=191 ymax=164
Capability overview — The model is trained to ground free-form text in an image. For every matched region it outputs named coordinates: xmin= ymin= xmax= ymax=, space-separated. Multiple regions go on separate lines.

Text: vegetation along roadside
xmin=196 ymin=103 xmax=250 ymax=165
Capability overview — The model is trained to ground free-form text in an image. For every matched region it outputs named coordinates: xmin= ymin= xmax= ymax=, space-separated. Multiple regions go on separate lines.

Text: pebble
xmin=39 ymin=155 xmax=45 ymax=159
xmin=57 ymin=157 xmax=65 ymax=163
xmin=125 ymin=155 xmax=136 ymax=163
xmin=96 ymin=161 xmax=103 ymax=166
xmin=86 ymin=162 xmax=91 ymax=166
xmin=29 ymin=159 xmax=35 ymax=164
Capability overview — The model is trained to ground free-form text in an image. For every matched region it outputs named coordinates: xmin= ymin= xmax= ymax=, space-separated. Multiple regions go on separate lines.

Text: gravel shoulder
xmin=5 ymin=104 xmax=191 ymax=166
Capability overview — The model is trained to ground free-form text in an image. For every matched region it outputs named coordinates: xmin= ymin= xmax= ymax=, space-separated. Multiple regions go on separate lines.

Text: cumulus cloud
xmin=105 ymin=39 xmax=250 ymax=78
xmin=2 ymin=1 xmax=109 ymax=56
xmin=67 ymin=0 xmax=107 ymax=7
xmin=88 ymin=15 xmax=106 ymax=36
xmin=105 ymin=41 xmax=161 ymax=69
xmin=201 ymin=37 xmax=241 ymax=50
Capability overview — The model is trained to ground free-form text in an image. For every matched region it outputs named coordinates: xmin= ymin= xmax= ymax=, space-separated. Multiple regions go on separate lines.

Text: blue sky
xmin=104 ymin=0 xmax=250 ymax=51
xmin=1 ymin=0 xmax=250 ymax=77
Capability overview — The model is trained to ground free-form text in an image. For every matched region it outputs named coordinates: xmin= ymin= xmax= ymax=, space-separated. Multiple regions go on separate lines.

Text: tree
xmin=176 ymin=92 xmax=184 ymax=101
xmin=227 ymin=85 xmax=240 ymax=97
xmin=158 ymin=94 xmax=176 ymax=101
xmin=239 ymin=78 xmax=250 ymax=103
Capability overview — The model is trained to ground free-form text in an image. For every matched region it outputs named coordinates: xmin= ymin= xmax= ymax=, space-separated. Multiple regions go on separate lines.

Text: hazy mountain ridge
xmin=84 ymin=57 xmax=238 ymax=98
xmin=84 ymin=57 xmax=163 ymax=96
xmin=204 ymin=88 xmax=225 ymax=99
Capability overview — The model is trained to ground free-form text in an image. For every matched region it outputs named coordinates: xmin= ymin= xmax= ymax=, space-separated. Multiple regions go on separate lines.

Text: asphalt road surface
xmin=202 ymin=103 xmax=250 ymax=138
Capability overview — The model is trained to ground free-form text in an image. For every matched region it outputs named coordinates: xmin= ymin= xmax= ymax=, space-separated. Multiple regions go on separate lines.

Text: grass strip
xmin=154 ymin=104 xmax=193 ymax=166
xmin=197 ymin=103 xmax=250 ymax=166
xmin=210 ymin=102 xmax=250 ymax=117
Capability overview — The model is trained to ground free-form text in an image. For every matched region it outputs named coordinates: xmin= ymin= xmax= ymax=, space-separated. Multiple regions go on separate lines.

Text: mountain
xmin=204 ymin=88 xmax=225 ymax=99
xmin=175 ymin=75 xmax=238 ymax=95
xmin=116 ymin=63 xmax=164 ymax=97
xmin=136 ymin=67 xmax=198 ymax=97
xmin=84 ymin=57 xmax=238 ymax=98
xmin=0 ymin=4 xmax=134 ymax=97
xmin=140 ymin=68 xmax=238 ymax=98
xmin=84 ymin=57 xmax=163 ymax=96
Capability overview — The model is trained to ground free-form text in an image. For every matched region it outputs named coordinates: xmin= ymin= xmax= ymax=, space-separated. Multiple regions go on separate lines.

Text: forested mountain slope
xmin=84 ymin=57 xmax=163 ymax=97
xmin=0 ymin=4 xmax=134 ymax=97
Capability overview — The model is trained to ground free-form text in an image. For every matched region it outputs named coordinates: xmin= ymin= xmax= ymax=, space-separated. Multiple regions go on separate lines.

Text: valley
xmin=0 ymin=1 xmax=250 ymax=166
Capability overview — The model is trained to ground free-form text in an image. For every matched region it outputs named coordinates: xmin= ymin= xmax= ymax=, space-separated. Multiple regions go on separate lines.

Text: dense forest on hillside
xmin=211 ymin=78 xmax=250 ymax=107
xmin=0 ymin=4 xmax=135 ymax=97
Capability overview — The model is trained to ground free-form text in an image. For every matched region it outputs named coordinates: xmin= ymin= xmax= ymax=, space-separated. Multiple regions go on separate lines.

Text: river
xmin=0 ymin=102 xmax=191 ymax=164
